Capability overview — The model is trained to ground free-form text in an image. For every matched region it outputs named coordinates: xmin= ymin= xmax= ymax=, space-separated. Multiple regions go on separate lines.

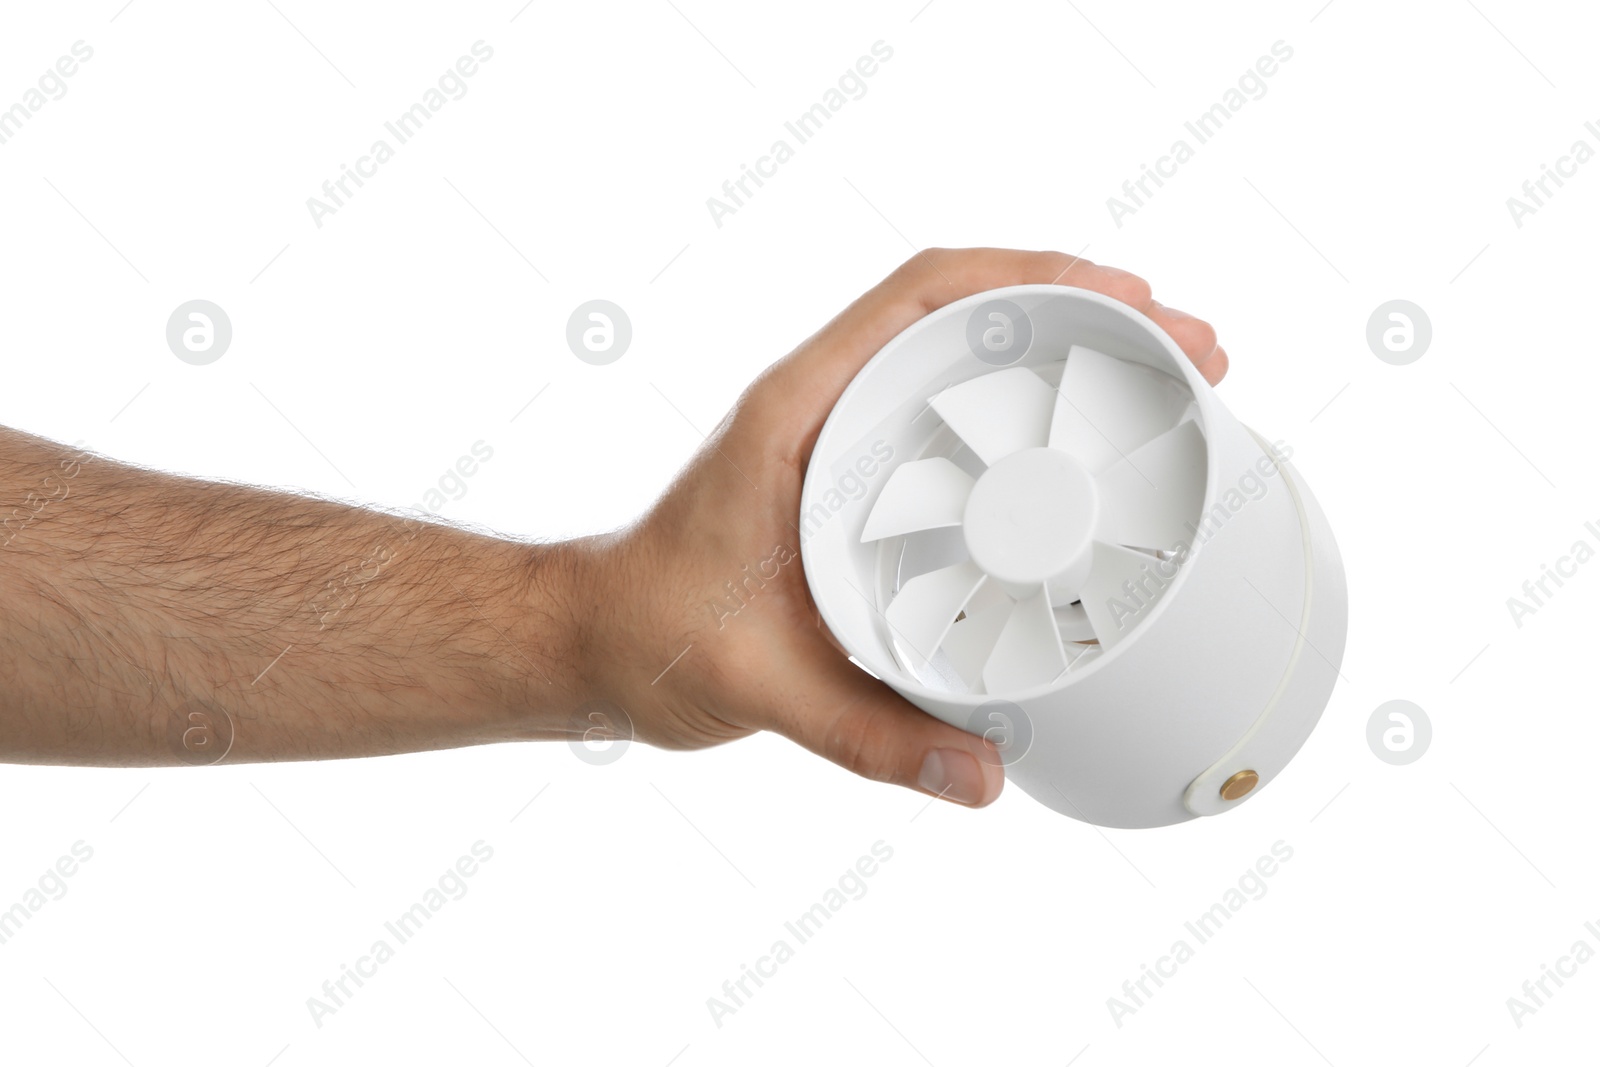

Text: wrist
xmin=501 ymin=535 xmax=602 ymax=737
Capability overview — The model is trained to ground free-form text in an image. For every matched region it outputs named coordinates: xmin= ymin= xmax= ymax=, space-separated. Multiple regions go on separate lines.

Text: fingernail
xmin=918 ymin=748 xmax=986 ymax=806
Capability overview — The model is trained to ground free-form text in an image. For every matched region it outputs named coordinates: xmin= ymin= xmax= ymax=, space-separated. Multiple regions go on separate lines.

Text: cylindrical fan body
xmin=799 ymin=285 xmax=1347 ymax=828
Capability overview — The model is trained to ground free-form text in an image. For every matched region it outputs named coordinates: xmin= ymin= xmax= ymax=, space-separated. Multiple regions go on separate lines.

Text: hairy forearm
xmin=0 ymin=427 xmax=584 ymax=765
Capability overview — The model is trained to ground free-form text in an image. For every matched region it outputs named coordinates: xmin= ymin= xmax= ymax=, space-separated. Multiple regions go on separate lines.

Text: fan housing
xmin=799 ymin=285 xmax=1347 ymax=828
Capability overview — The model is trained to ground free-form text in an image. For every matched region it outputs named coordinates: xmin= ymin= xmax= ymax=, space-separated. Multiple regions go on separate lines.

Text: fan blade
xmin=943 ymin=599 xmax=1012 ymax=690
xmin=965 ymin=576 xmax=1013 ymax=617
xmin=927 ymin=367 xmax=1055 ymax=467
xmin=982 ymin=588 xmax=1070 ymax=693
xmin=1049 ymin=346 xmax=1192 ymax=473
xmin=885 ymin=561 xmax=986 ymax=667
xmin=895 ymin=525 xmax=967 ymax=591
xmin=1094 ymin=419 xmax=1207 ymax=551
xmin=1081 ymin=542 xmax=1179 ymax=649
xmin=860 ymin=458 xmax=975 ymax=542
xmin=1053 ymin=601 xmax=1097 ymax=643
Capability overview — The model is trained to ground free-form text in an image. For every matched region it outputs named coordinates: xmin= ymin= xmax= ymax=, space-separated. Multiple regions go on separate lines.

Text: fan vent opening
xmin=860 ymin=346 xmax=1206 ymax=696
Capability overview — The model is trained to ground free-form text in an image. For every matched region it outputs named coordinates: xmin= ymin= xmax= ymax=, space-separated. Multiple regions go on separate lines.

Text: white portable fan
xmin=799 ymin=285 xmax=1346 ymax=828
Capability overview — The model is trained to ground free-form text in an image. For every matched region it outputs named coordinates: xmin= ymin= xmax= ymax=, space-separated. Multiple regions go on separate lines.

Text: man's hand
xmin=573 ymin=248 xmax=1228 ymax=808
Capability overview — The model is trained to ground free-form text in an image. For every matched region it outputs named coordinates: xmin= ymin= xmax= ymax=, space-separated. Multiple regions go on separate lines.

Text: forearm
xmin=0 ymin=427 xmax=585 ymax=765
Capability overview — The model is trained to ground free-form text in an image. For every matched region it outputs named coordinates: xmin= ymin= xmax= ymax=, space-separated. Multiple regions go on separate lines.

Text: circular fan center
xmin=962 ymin=447 xmax=1098 ymax=593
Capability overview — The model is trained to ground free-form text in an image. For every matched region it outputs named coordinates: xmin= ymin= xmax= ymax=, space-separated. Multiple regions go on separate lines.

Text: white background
xmin=0 ymin=0 xmax=1595 ymax=1063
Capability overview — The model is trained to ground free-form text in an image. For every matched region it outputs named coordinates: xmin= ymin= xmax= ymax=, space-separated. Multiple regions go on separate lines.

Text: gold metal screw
xmin=1220 ymin=769 xmax=1259 ymax=801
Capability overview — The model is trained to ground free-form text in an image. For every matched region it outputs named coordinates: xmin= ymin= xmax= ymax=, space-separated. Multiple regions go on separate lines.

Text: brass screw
xmin=1220 ymin=770 xmax=1259 ymax=801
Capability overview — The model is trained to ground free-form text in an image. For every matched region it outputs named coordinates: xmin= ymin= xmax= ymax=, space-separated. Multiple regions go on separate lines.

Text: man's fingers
xmin=1195 ymin=345 xmax=1229 ymax=386
xmin=1043 ymin=252 xmax=1154 ymax=312
xmin=778 ymin=248 xmax=1148 ymax=400
xmin=762 ymin=248 xmax=1227 ymax=444
xmin=754 ymin=631 xmax=1004 ymax=808
xmin=1146 ymin=301 xmax=1227 ymax=383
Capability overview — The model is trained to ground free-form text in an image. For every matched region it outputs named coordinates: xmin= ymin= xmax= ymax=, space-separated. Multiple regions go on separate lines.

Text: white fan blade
xmin=1049 ymin=346 xmax=1192 ymax=473
xmin=965 ymin=576 xmax=1014 ymax=617
xmin=927 ymin=367 xmax=1055 ymax=467
xmin=1081 ymin=542 xmax=1178 ymax=649
xmin=982 ymin=588 xmax=1069 ymax=693
xmin=1094 ymin=419 xmax=1207 ymax=551
xmin=860 ymin=458 xmax=975 ymax=543
xmin=943 ymin=599 xmax=1012 ymax=690
xmin=1053 ymin=601 xmax=1097 ymax=643
xmin=885 ymin=561 xmax=986 ymax=666
xmin=895 ymin=526 xmax=967 ymax=590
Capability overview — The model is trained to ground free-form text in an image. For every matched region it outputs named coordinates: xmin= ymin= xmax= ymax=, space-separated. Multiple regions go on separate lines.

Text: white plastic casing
xmin=799 ymin=285 xmax=1348 ymax=828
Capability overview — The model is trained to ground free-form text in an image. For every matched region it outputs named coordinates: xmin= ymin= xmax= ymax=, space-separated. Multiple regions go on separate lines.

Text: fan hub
xmin=962 ymin=447 xmax=1098 ymax=596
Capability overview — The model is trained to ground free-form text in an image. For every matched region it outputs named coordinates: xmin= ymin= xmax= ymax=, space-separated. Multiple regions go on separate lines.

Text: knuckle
xmin=1205 ymin=347 xmax=1230 ymax=382
xmin=1047 ymin=249 xmax=1092 ymax=276
xmin=1123 ymin=273 xmax=1155 ymax=307
xmin=735 ymin=369 xmax=781 ymax=424
xmin=897 ymin=247 xmax=949 ymax=281
xmin=1189 ymin=316 xmax=1219 ymax=353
